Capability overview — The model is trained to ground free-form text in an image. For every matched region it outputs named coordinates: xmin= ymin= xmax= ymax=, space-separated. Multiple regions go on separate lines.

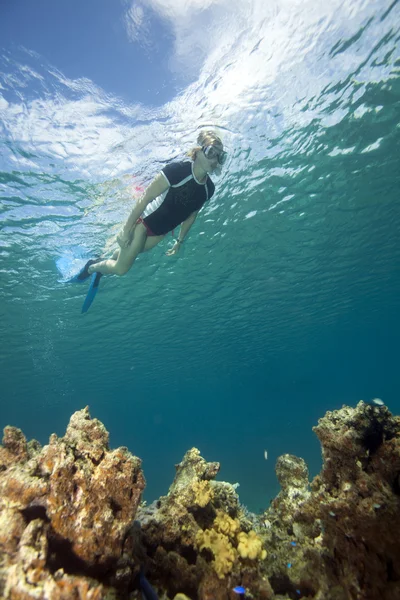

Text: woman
xmin=73 ymin=130 xmax=227 ymax=312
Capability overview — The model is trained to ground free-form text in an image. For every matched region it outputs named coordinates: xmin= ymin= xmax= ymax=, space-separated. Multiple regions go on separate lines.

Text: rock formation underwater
xmin=1 ymin=401 xmax=399 ymax=599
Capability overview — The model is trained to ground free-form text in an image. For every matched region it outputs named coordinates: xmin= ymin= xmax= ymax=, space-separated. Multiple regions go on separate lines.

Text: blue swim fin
xmin=81 ymin=273 xmax=102 ymax=313
xmin=139 ymin=568 xmax=159 ymax=600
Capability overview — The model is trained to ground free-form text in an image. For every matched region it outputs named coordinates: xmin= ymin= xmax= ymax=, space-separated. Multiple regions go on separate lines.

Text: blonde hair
xmin=187 ymin=130 xmax=223 ymax=161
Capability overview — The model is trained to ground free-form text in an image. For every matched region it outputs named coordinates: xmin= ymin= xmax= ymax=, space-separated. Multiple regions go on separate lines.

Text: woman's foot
xmin=72 ymin=258 xmax=101 ymax=282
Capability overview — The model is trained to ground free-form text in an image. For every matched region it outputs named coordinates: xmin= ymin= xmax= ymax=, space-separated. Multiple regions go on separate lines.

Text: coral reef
xmin=0 ymin=401 xmax=399 ymax=599
xmin=261 ymin=401 xmax=400 ymax=599
xmin=0 ymin=406 xmax=145 ymax=599
xmin=134 ymin=447 xmax=270 ymax=599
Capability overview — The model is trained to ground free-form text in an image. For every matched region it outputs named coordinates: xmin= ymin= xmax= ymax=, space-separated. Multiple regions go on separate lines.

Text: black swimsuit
xmin=141 ymin=161 xmax=215 ymax=236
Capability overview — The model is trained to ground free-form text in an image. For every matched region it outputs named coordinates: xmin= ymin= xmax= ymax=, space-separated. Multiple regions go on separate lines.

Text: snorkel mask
xmin=202 ymin=144 xmax=227 ymax=166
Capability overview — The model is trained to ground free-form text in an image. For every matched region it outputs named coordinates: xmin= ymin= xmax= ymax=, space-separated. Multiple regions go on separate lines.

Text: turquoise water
xmin=1 ymin=1 xmax=400 ymax=512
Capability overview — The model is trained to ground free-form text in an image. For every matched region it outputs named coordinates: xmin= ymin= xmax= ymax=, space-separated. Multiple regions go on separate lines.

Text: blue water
xmin=1 ymin=0 xmax=400 ymax=512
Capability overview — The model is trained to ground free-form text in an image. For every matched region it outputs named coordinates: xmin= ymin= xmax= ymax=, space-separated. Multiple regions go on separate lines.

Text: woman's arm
xmin=118 ymin=173 xmax=170 ymax=246
xmin=166 ymin=210 xmax=199 ymax=256
xmin=177 ymin=210 xmax=198 ymax=242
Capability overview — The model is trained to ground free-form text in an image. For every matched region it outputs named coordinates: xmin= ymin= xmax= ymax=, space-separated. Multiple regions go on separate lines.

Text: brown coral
xmin=0 ymin=407 xmax=145 ymax=599
xmin=263 ymin=401 xmax=400 ymax=599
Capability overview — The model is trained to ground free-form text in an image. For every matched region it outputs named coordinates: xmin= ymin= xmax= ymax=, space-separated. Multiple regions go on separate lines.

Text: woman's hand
xmin=166 ymin=241 xmax=181 ymax=256
xmin=117 ymin=230 xmax=132 ymax=249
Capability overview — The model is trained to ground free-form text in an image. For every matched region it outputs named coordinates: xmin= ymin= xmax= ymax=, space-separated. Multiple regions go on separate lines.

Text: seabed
xmin=0 ymin=400 xmax=399 ymax=599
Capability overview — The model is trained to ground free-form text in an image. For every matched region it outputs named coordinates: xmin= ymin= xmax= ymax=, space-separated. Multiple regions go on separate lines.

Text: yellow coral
xmin=237 ymin=530 xmax=267 ymax=560
xmin=196 ymin=528 xmax=237 ymax=579
xmin=213 ymin=510 xmax=240 ymax=539
xmin=192 ymin=480 xmax=213 ymax=507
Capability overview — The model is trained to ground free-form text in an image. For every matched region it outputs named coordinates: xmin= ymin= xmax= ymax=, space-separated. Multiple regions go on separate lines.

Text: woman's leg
xmin=89 ymin=223 xmax=148 ymax=276
xmin=110 ymin=233 xmax=165 ymax=262
xmin=89 ymin=224 xmax=166 ymax=276
xmin=142 ymin=234 xmax=165 ymax=251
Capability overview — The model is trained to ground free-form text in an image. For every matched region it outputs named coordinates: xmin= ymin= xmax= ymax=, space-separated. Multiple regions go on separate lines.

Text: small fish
xmin=370 ymin=398 xmax=384 ymax=407
xmin=233 ymin=586 xmax=246 ymax=596
xmin=264 ymin=450 xmax=268 ymax=460
xmin=364 ymin=397 xmax=385 ymax=407
xmin=139 ymin=568 xmax=159 ymax=600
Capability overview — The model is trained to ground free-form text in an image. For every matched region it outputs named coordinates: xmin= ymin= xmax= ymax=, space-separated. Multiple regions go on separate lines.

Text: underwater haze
xmin=1 ymin=0 xmax=399 ymax=512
